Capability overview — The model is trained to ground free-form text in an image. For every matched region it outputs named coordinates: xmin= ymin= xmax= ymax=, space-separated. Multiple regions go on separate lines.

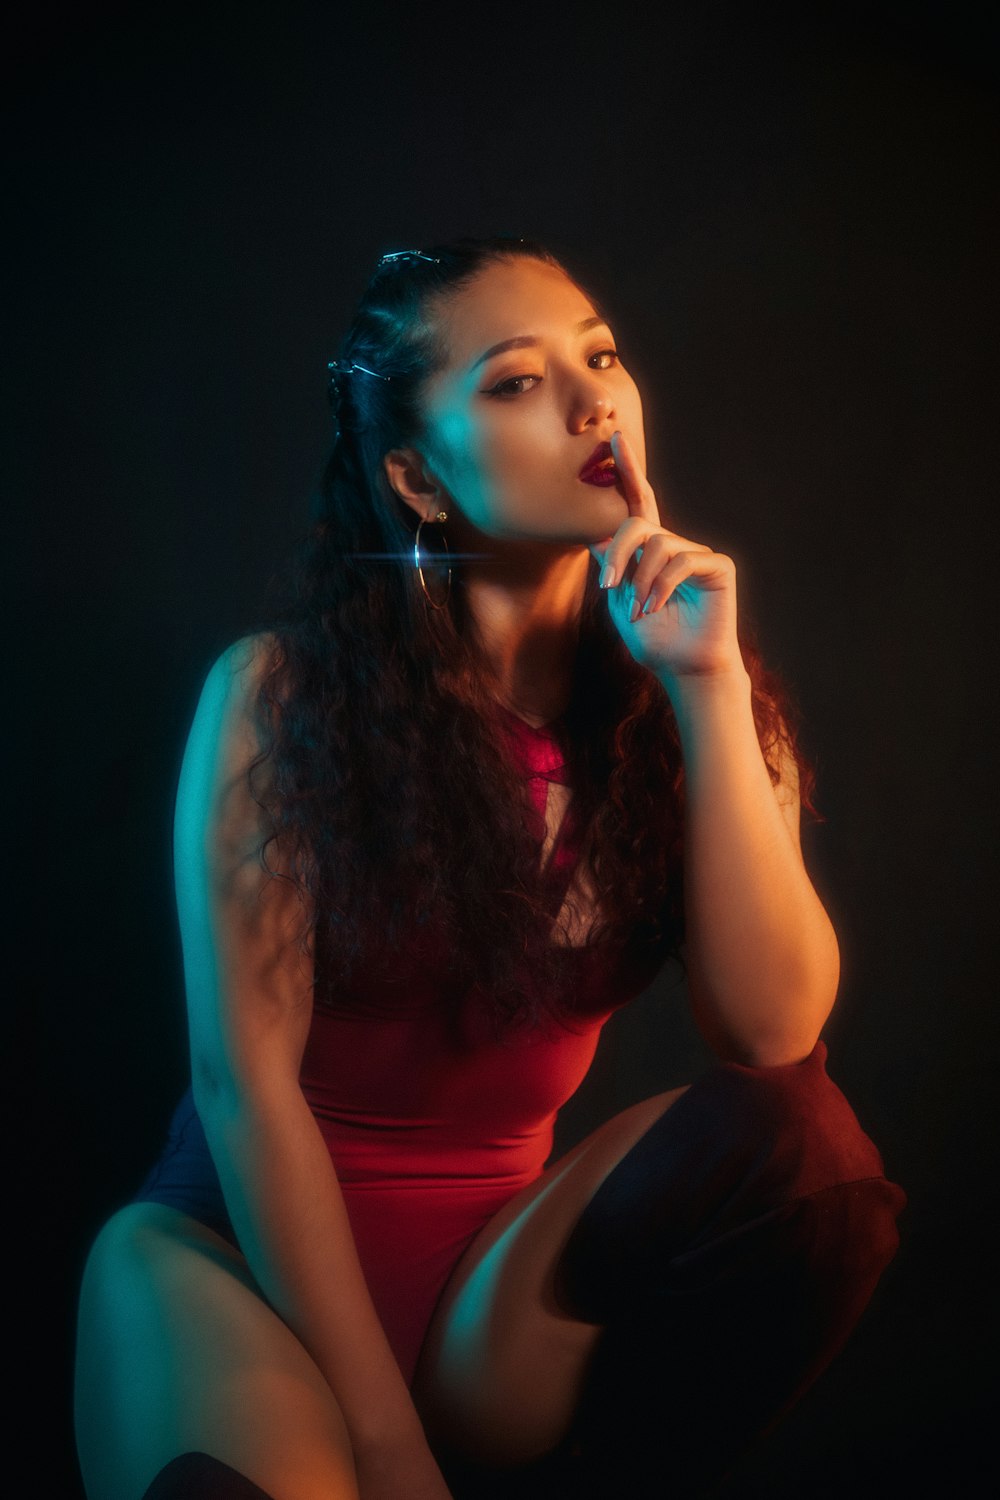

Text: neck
xmin=456 ymin=534 xmax=590 ymax=722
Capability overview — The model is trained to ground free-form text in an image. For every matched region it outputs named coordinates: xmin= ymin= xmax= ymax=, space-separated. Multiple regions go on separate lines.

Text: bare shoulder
xmin=175 ymin=631 xmax=314 ymax=1081
xmin=174 ymin=633 xmax=287 ymax=889
xmin=213 ymin=630 xmax=282 ymax=704
xmin=191 ymin=631 xmax=283 ymax=767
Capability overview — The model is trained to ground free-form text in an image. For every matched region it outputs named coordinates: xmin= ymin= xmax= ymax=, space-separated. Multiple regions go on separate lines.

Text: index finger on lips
xmin=612 ymin=430 xmax=660 ymax=528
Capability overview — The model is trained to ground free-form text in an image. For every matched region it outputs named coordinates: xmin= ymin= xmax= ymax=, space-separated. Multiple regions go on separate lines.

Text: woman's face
xmin=409 ymin=257 xmax=646 ymax=548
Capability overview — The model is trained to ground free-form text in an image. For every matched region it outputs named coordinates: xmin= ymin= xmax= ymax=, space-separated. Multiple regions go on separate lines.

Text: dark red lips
xmin=578 ymin=439 xmax=616 ymax=482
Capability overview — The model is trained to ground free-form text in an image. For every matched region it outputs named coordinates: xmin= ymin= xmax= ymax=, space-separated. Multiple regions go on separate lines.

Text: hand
xmin=588 ymin=431 xmax=743 ymax=683
xmin=353 ymin=1433 xmax=455 ymax=1500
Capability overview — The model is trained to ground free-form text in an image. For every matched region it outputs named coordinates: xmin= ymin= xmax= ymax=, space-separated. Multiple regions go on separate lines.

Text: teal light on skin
xmin=380 ymin=257 xmax=647 ymax=718
xmin=423 ymin=1149 xmax=599 ymax=1466
xmin=440 ymin=1217 xmax=519 ymax=1357
xmin=383 ymin=257 xmax=645 ymax=576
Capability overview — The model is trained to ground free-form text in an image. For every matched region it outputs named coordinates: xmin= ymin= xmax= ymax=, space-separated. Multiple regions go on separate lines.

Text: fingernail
xmin=600 ymin=563 xmax=616 ymax=589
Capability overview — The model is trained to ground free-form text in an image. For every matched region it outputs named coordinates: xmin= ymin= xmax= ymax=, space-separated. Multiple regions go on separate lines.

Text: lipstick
xmin=578 ymin=439 xmax=619 ymax=486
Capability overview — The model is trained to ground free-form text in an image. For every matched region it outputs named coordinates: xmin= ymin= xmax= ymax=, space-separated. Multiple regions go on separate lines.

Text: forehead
xmin=427 ymin=258 xmax=601 ymax=384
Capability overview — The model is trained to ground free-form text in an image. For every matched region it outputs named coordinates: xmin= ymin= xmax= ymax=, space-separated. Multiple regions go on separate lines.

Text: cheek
xmin=430 ymin=413 xmax=489 ymax=501
xmin=478 ymin=433 xmax=557 ymax=523
xmin=439 ymin=418 xmax=530 ymax=518
xmin=435 ymin=410 xmax=574 ymax=530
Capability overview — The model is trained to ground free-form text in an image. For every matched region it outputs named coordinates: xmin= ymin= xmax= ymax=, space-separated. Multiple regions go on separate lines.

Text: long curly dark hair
xmin=246 ymin=234 xmax=820 ymax=1039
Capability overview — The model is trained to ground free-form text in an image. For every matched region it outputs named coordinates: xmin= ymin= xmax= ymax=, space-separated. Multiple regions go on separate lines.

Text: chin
xmin=595 ymin=486 xmax=628 ymax=511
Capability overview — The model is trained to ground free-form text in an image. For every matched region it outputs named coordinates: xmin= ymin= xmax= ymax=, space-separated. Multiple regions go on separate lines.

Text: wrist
xmin=348 ymin=1402 xmax=428 ymax=1460
xmin=327 ymin=1340 xmax=426 ymax=1457
xmin=658 ymin=664 xmax=752 ymax=760
xmin=658 ymin=663 xmax=750 ymax=711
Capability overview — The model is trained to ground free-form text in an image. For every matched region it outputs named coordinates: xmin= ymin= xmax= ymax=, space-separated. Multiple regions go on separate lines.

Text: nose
xmin=571 ymin=369 xmax=616 ymax=431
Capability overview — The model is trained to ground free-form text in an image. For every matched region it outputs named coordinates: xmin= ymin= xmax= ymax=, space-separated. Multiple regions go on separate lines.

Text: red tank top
xmin=298 ymin=704 xmax=663 ymax=1385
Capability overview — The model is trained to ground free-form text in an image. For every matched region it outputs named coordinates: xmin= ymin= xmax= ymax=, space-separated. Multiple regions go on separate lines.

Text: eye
xmin=486 ymin=348 xmax=622 ymax=398
xmin=487 ymin=373 xmax=539 ymax=398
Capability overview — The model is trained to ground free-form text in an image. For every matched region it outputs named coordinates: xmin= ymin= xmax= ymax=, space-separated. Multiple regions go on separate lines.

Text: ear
xmin=383 ymin=447 xmax=448 ymax=522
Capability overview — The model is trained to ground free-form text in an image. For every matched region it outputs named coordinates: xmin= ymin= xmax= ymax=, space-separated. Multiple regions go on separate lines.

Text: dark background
xmin=10 ymin=1 xmax=997 ymax=1493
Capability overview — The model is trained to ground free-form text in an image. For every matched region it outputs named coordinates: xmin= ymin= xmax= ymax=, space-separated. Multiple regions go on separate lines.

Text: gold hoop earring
xmin=414 ymin=510 xmax=451 ymax=610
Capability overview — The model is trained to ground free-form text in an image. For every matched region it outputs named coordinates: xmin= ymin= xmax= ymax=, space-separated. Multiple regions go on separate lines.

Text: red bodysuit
xmin=300 ymin=705 xmax=663 ymax=1384
xmin=135 ymin=704 xmax=665 ymax=1386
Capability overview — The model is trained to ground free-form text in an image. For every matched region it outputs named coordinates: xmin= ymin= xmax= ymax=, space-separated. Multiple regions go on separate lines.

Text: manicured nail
xmin=600 ymin=563 xmax=616 ymax=589
xmin=642 ymin=595 xmax=656 ymax=614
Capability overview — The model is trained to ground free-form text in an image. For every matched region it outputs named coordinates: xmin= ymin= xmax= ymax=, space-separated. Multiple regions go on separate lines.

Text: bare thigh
xmin=74 ymin=1203 xmax=359 ymax=1500
xmin=411 ymin=1084 xmax=692 ymax=1467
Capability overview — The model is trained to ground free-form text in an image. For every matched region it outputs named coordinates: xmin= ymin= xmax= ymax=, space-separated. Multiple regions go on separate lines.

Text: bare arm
xmin=666 ymin=665 xmax=841 ymax=1067
xmin=175 ymin=635 xmax=443 ymax=1478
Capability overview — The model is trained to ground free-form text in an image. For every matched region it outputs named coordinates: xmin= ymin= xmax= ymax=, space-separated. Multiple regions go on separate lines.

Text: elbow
xmin=734 ymin=1029 xmax=827 ymax=1068
xmin=747 ymin=924 xmax=839 ymax=1065
xmin=191 ymin=1052 xmax=240 ymax=1124
xmin=191 ymin=1048 xmax=305 ymax=1130
xmin=191 ymin=1048 xmax=269 ymax=1126
xmin=693 ymin=973 xmax=839 ymax=1070
xmin=731 ymin=984 xmax=838 ymax=1068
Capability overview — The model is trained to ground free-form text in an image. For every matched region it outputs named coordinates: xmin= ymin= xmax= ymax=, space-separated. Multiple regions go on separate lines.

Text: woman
xmin=74 ymin=235 xmax=907 ymax=1500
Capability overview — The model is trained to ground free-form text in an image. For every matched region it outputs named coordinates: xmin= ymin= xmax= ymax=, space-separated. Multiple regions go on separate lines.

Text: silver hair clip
xmin=327 ymin=358 xmax=391 ymax=382
xmin=327 ymin=357 xmax=391 ymax=425
xmin=377 ymin=249 xmax=441 ymax=267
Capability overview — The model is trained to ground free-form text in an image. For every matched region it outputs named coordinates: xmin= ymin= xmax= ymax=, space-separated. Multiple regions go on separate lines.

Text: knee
xmin=552 ymin=1043 xmax=907 ymax=1325
xmin=705 ymin=1039 xmax=905 ymax=1208
xmin=668 ymin=1044 xmax=909 ymax=1307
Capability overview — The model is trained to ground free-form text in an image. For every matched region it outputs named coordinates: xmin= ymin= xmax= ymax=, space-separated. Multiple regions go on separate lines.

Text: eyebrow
xmin=470 ymin=314 xmax=610 ymax=371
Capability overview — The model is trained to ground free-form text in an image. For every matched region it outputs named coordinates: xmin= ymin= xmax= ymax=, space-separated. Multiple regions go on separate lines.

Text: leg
xmin=412 ymin=1086 xmax=694 ymax=1468
xmin=74 ymin=1203 xmax=360 ymax=1500
xmin=553 ymin=1039 xmax=908 ymax=1496
xmin=413 ymin=1039 xmax=906 ymax=1496
xmin=559 ymin=1182 xmax=905 ymax=1498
